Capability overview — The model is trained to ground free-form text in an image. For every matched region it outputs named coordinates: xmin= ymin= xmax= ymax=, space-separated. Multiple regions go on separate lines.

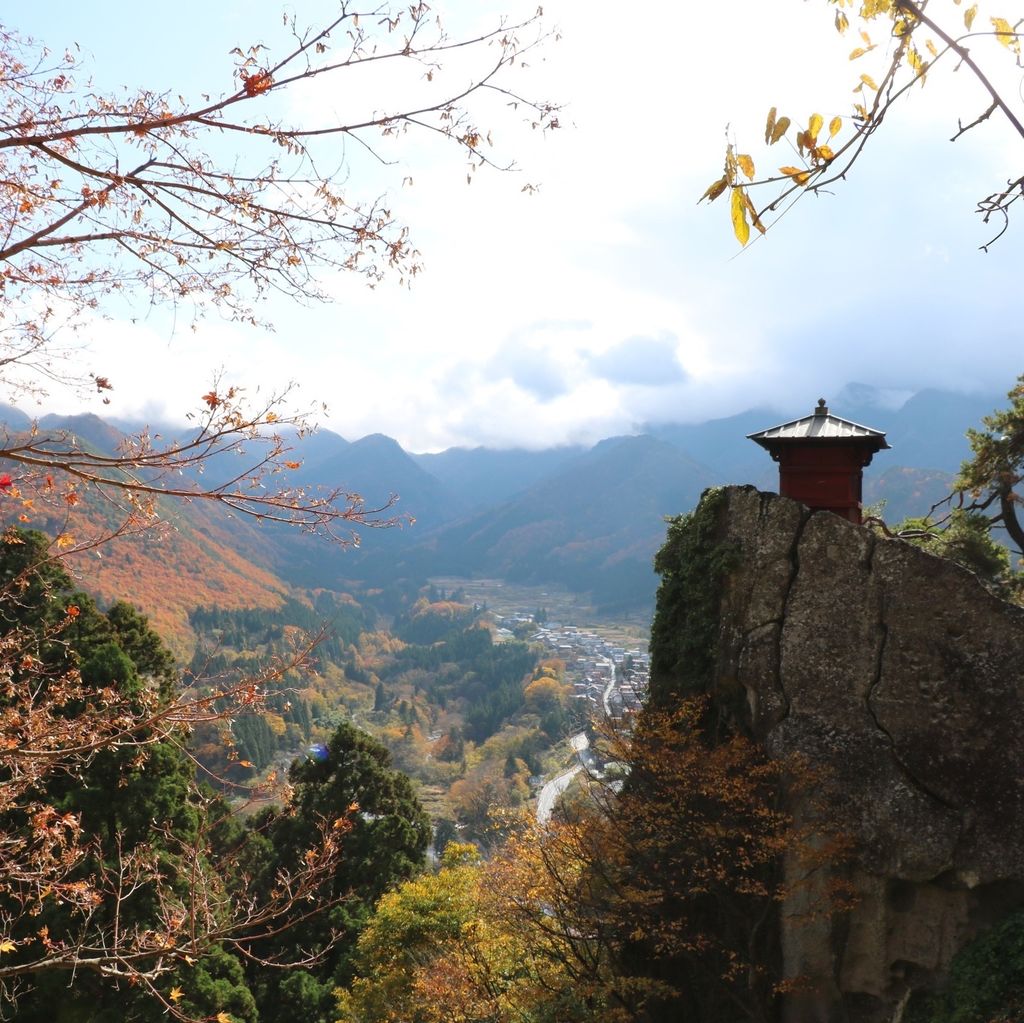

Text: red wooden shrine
xmin=747 ymin=399 xmax=890 ymax=524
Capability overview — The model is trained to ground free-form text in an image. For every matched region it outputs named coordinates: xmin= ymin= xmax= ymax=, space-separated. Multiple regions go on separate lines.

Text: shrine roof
xmin=747 ymin=399 xmax=891 ymax=449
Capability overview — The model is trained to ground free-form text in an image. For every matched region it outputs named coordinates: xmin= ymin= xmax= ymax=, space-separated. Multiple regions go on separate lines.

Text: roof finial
xmin=815 ymin=398 xmax=828 ymax=416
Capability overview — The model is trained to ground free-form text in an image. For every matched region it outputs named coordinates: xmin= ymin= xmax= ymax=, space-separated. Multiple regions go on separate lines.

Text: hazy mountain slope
xmin=245 ymin=433 xmax=455 ymax=590
xmin=412 ymin=445 xmax=586 ymax=514
xmin=368 ymin=435 xmax=718 ymax=609
xmin=0 ymin=403 xmax=34 ymax=433
xmin=881 ymin=389 xmax=1001 ymax=472
xmin=37 ymin=412 xmax=127 ymax=454
xmin=647 ymin=385 xmax=1002 ymax=483
xmin=0 ymin=414 xmax=292 ymax=655
xmin=296 ymin=433 xmax=452 ymax=529
xmin=863 ymin=466 xmax=956 ymax=524
xmin=282 ymin=426 xmax=351 ymax=477
xmin=646 ymin=408 xmax=778 ymax=484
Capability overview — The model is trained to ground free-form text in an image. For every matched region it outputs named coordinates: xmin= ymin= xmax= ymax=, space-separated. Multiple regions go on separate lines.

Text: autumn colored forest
xmin=5 ymin=2 xmax=1024 ymax=1022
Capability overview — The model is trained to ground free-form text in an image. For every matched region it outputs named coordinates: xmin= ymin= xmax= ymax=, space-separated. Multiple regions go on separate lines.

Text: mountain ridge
xmin=0 ymin=383 xmax=1004 ymax=624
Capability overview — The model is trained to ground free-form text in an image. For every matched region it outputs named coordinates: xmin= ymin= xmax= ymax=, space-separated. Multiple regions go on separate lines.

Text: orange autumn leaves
xmin=240 ymin=71 xmax=273 ymax=97
xmin=339 ymin=700 xmax=854 ymax=1023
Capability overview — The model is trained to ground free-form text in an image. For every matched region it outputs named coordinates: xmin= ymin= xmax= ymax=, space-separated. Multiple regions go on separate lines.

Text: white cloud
xmin=588 ymin=333 xmax=687 ymax=387
xmin=7 ymin=0 xmax=1024 ymax=451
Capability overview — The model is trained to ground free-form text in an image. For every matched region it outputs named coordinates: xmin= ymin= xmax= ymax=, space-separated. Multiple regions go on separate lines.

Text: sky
xmin=6 ymin=0 xmax=1024 ymax=451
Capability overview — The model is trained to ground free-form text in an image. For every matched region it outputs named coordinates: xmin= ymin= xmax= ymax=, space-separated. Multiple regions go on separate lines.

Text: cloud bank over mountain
xmin=7 ymin=0 xmax=1022 ymax=453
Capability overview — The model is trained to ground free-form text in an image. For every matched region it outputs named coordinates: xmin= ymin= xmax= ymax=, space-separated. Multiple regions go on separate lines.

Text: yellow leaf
xmin=835 ymin=10 xmax=849 ymax=32
xmin=169 ymin=987 xmax=185 ymax=1003
xmin=828 ymin=115 xmax=842 ymax=138
xmin=217 ymin=1014 xmax=234 ymax=1023
xmin=779 ymin=166 xmax=811 ymax=186
xmin=926 ymin=38 xmax=938 ymax=57
xmin=730 ymin=188 xmax=750 ymax=246
xmin=860 ymin=73 xmax=878 ymax=91
xmin=742 ymin=191 xmax=766 ymax=235
xmin=807 ymin=113 xmax=823 ymax=141
xmin=737 ymin=154 xmax=756 ymax=180
xmin=0 ymin=940 xmax=16 ymax=953
xmin=990 ymin=17 xmax=1020 ymax=52
xmin=964 ymin=5 xmax=977 ymax=29
xmin=816 ymin=144 xmax=835 ymax=161
xmin=55 ymin=534 xmax=75 ymax=550
xmin=769 ymin=115 xmax=790 ymax=145
xmin=700 ymin=175 xmax=728 ymax=203
xmin=764 ymin=106 xmax=777 ymax=145
xmin=849 ymin=47 xmax=867 ymax=59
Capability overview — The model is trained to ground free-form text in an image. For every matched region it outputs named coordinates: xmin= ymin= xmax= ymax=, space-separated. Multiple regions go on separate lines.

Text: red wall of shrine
xmin=774 ymin=445 xmax=872 ymax=524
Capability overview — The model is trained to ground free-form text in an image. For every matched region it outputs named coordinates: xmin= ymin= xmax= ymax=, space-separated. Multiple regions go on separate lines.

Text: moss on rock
xmin=648 ymin=487 xmax=738 ymax=707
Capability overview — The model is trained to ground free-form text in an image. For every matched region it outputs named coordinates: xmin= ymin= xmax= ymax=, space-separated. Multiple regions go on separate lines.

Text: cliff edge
xmin=670 ymin=486 xmax=1024 ymax=1021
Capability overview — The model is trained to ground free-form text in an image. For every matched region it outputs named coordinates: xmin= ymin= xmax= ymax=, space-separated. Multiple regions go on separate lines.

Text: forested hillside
xmin=0 ymin=525 xmax=584 ymax=1020
xmin=183 ymin=581 xmax=589 ymax=848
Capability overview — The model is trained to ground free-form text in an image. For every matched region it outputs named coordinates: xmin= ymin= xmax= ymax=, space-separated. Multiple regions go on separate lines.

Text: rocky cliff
xmin=692 ymin=486 xmax=1024 ymax=1021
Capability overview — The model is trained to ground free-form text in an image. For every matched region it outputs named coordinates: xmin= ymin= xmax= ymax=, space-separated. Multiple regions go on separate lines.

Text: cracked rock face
xmin=714 ymin=487 xmax=1024 ymax=1021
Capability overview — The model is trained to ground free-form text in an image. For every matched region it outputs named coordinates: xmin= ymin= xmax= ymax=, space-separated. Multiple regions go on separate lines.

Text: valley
xmin=2 ymin=381 xmax=1017 ymax=1023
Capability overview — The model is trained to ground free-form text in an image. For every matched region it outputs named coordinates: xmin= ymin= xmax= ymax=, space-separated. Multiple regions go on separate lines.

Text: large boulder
xmin=711 ymin=486 xmax=1024 ymax=1021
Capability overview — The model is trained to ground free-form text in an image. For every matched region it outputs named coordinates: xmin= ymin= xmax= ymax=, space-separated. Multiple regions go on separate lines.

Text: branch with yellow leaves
xmin=703 ymin=0 xmax=1024 ymax=249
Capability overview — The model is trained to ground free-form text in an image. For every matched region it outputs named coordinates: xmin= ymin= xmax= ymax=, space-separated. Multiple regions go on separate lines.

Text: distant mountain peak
xmin=353 ymin=432 xmax=405 ymax=451
xmin=834 ymin=381 xmax=914 ymax=412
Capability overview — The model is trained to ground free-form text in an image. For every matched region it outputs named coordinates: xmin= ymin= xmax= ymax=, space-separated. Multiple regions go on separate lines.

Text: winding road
xmin=536 ymin=732 xmax=591 ymax=824
xmin=535 ymin=654 xmax=624 ymax=822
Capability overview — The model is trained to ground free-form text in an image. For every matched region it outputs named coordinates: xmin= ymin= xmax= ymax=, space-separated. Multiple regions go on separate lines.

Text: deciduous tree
xmin=488 ymin=702 xmax=853 ymax=1023
xmin=339 ymin=841 xmax=587 ymax=1023
xmin=0 ymin=4 xmax=556 ymax=1014
xmin=337 ymin=843 xmax=486 ymax=1023
xmin=0 ymin=531 xmax=352 ymax=1019
xmin=0 ymin=2 xmax=556 ymax=544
